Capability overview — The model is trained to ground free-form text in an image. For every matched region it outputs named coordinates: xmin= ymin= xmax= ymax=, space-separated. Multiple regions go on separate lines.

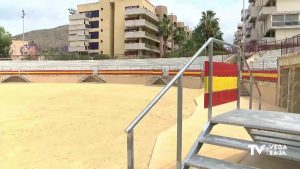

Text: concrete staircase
xmin=182 ymin=109 xmax=300 ymax=169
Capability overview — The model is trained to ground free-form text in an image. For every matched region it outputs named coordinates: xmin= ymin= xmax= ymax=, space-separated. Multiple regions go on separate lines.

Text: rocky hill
xmin=13 ymin=25 xmax=68 ymax=53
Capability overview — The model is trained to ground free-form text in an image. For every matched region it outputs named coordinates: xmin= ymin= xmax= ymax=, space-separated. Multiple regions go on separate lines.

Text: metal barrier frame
xmin=124 ymin=38 xmax=262 ymax=169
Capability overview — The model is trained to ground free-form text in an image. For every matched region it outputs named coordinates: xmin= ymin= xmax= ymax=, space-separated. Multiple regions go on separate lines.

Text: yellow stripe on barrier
xmin=242 ymin=72 xmax=278 ymax=78
xmin=204 ymin=77 xmax=238 ymax=93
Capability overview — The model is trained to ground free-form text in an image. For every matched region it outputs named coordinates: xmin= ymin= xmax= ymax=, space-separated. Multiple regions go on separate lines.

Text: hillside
xmin=13 ymin=25 xmax=68 ymax=53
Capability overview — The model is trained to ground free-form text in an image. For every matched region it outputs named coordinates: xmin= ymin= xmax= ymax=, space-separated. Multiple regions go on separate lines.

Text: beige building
xmin=234 ymin=0 xmax=300 ymax=45
xmin=68 ymin=0 xmax=190 ymax=58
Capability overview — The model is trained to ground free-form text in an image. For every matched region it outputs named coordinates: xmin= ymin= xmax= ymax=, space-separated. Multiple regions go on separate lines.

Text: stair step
xmin=250 ymin=130 xmax=300 ymax=142
xmin=211 ymin=109 xmax=300 ymax=135
xmin=200 ymin=134 xmax=300 ymax=162
xmin=254 ymin=136 xmax=300 ymax=149
xmin=185 ymin=155 xmax=258 ymax=169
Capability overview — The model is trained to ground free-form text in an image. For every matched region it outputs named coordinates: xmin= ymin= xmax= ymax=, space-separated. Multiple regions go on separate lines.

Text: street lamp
xmin=22 ymin=9 xmax=26 ymax=46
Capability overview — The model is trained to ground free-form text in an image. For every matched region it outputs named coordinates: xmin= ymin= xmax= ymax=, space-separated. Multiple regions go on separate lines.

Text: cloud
xmin=0 ymin=0 xmax=247 ymax=42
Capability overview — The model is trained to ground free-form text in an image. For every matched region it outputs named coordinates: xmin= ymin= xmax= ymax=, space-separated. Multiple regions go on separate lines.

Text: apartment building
xmin=234 ymin=0 xmax=300 ymax=45
xmin=68 ymin=0 xmax=190 ymax=58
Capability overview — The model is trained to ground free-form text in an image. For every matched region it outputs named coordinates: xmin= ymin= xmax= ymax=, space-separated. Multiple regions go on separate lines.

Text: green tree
xmin=173 ymin=27 xmax=188 ymax=48
xmin=157 ymin=17 xmax=173 ymax=56
xmin=193 ymin=10 xmax=223 ymax=48
xmin=0 ymin=27 xmax=12 ymax=57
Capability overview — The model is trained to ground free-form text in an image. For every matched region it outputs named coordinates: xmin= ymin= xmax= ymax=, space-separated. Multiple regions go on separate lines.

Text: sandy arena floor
xmin=0 ymin=83 xmax=200 ymax=169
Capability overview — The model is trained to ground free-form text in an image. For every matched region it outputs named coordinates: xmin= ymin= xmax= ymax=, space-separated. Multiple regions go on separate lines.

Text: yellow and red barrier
xmin=0 ymin=69 xmax=278 ymax=83
xmin=204 ymin=62 xmax=238 ymax=108
xmin=242 ymin=70 xmax=278 ymax=83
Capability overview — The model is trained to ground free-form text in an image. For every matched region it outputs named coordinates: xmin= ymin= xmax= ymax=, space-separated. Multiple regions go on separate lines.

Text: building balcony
xmin=245 ymin=22 xmax=253 ymax=30
xmin=250 ymin=28 xmax=258 ymax=41
xmin=89 ymin=50 xmax=99 ymax=54
xmin=245 ymin=30 xmax=251 ymax=37
xmin=125 ymin=43 xmax=160 ymax=53
xmin=69 ymin=24 xmax=90 ymax=31
xmin=69 ymin=30 xmax=89 ymax=36
xmin=125 ymin=19 xmax=158 ymax=32
xmin=258 ymin=6 xmax=276 ymax=21
xmin=70 ymin=41 xmax=89 ymax=47
xmin=69 ymin=19 xmax=89 ymax=26
xmin=249 ymin=6 xmax=260 ymax=22
xmin=68 ymin=35 xmax=90 ymax=41
xmin=237 ymin=22 xmax=243 ymax=29
xmin=68 ymin=46 xmax=88 ymax=52
xmin=125 ymin=31 xmax=159 ymax=42
xmin=125 ymin=8 xmax=159 ymax=22
xmin=69 ymin=13 xmax=90 ymax=20
xmin=241 ymin=9 xmax=250 ymax=21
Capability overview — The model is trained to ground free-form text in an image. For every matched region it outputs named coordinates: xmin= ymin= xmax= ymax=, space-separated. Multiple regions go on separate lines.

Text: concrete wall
xmin=278 ymin=53 xmax=300 ymax=113
xmin=0 ymin=74 xmax=202 ymax=89
xmin=243 ymin=80 xmax=278 ymax=106
xmin=276 ymin=29 xmax=300 ymax=40
xmin=276 ymin=0 xmax=300 ymax=12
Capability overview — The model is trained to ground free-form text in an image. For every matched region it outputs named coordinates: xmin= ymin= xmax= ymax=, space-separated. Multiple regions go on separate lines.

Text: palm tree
xmin=200 ymin=10 xmax=221 ymax=41
xmin=173 ymin=27 xmax=188 ymax=48
xmin=158 ymin=17 xmax=173 ymax=56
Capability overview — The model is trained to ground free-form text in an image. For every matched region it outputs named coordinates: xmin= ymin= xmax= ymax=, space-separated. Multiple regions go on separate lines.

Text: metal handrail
xmin=242 ymin=55 xmax=262 ymax=110
xmin=125 ymin=38 xmax=263 ymax=169
xmin=125 ymin=38 xmax=213 ymax=133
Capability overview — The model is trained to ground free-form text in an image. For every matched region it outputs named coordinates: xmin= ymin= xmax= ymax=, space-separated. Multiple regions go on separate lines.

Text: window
xmin=90 ymin=21 xmax=99 ymax=28
xmin=90 ymin=10 xmax=99 ymax=18
xmin=273 ymin=14 xmax=300 ymax=27
xmin=90 ymin=32 xmax=99 ymax=39
xmin=273 ymin=15 xmax=284 ymax=22
xmin=89 ymin=42 xmax=99 ymax=50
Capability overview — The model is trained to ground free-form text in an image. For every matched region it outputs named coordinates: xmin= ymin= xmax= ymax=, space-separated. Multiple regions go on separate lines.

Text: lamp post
xmin=22 ymin=9 xmax=26 ymax=46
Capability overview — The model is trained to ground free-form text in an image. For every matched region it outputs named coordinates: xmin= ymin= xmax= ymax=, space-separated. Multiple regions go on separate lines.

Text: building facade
xmin=234 ymin=0 xmax=300 ymax=45
xmin=68 ymin=0 xmax=190 ymax=58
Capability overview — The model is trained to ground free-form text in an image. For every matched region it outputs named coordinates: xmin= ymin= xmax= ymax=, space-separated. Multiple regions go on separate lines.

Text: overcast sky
xmin=0 ymin=0 xmax=247 ymax=42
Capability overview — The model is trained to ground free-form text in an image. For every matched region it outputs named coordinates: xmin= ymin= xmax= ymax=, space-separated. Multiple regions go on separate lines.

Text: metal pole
xmin=237 ymin=48 xmax=242 ymax=109
xmin=249 ymin=76 xmax=253 ymax=109
xmin=176 ymin=75 xmax=183 ymax=169
xmin=243 ymin=0 xmax=246 ymax=44
xmin=127 ymin=130 xmax=134 ymax=169
xmin=22 ymin=10 xmax=25 ymax=46
xmin=259 ymin=96 xmax=262 ymax=110
xmin=208 ymin=41 xmax=214 ymax=121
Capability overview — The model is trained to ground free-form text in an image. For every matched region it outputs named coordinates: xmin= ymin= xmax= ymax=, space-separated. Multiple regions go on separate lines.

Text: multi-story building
xmin=68 ymin=0 xmax=190 ymax=58
xmin=234 ymin=0 xmax=300 ymax=45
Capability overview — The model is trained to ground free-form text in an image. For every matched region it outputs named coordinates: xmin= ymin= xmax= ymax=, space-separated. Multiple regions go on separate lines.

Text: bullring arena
xmin=0 ymin=49 xmax=300 ymax=169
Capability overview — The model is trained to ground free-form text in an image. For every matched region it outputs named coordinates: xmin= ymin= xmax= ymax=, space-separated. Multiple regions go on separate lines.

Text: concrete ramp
xmin=1 ymin=76 xmax=30 ymax=83
xmin=147 ymin=76 xmax=176 ymax=86
xmin=80 ymin=75 xmax=106 ymax=83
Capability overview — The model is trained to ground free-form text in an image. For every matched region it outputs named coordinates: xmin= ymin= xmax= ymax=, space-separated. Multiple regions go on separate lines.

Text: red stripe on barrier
xmin=204 ymin=61 xmax=238 ymax=77
xmin=204 ymin=89 xmax=238 ymax=108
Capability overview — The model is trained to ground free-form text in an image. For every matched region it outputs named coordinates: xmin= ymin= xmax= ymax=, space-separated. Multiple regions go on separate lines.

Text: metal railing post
xmin=237 ymin=48 xmax=242 ymax=110
xmin=208 ymin=41 xmax=214 ymax=121
xmin=127 ymin=130 xmax=134 ymax=169
xmin=259 ymin=95 xmax=262 ymax=110
xmin=249 ymin=76 xmax=253 ymax=110
xmin=176 ymin=75 xmax=183 ymax=169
